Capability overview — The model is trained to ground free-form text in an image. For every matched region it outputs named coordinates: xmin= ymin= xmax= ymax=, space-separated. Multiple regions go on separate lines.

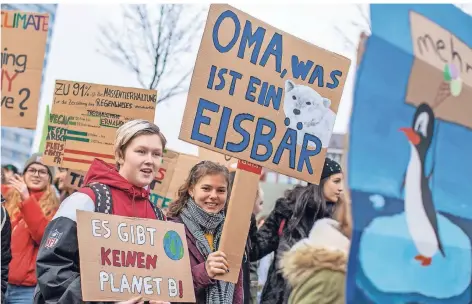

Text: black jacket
xmin=1 ymin=204 xmax=12 ymax=304
xmin=248 ymin=198 xmax=294 ymax=304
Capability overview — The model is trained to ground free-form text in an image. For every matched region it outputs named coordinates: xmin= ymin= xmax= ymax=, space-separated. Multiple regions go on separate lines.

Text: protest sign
xmin=148 ymin=150 xmax=180 ymax=210
xmin=1 ymin=10 xmax=48 ymax=129
xmin=179 ymin=4 xmax=351 ymax=185
xmin=347 ymin=4 xmax=472 ymax=304
xmin=179 ymin=4 xmax=351 ymax=283
xmin=76 ymin=210 xmax=195 ymax=302
xmin=64 ymin=169 xmax=86 ymax=191
xmin=149 ymin=152 xmax=201 ymax=211
xmin=198 ymin=147 xmax=238 ymax=170
xmin=43 ymin=80 xmax=157 ymax=171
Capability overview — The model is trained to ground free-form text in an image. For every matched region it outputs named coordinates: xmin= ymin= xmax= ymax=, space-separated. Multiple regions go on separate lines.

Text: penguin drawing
xmin=399 ymin=103 xmax=445 ymax=266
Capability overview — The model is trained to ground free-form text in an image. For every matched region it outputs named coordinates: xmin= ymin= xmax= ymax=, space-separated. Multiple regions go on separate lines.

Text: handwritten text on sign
xmin=179 ymin=4 xmax=351 ymax=184
xmin=43 ymin=80 xmax=157 ymax=172
xmin=76 ymin=211 xmax=195 ymax=302
xmin=1 ymin=10 xmax=48 ymax=129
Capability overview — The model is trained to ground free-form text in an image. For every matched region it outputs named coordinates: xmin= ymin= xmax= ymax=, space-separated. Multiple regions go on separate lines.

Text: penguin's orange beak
xmin=400 ymin=127 xmax=420 ymax=145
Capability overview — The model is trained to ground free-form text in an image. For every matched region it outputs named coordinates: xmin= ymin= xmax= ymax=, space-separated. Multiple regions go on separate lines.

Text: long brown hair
xmin=5 ymin=185 xmax=60 ymax=221
xmin=167 ymin=161 xmax=231 ymax=217
xmin=333 ymin=194 xmax=353 ymax=239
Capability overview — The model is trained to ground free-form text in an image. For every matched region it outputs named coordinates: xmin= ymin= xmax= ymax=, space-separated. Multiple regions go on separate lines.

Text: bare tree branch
xmin=96 ymin=4 xmax=205 ymax=104
xmin=335 ymin=4 xmax=371 ymax=53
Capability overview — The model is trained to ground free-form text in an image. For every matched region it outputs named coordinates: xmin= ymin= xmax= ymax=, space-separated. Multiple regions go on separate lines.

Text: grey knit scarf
xmin=180 ymin=198 xmax=235 ymax=304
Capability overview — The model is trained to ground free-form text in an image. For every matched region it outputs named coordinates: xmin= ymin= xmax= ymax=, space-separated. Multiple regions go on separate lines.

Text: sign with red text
xmin=1 ymin=10 xmax=49 ymax=129
xmin=43 ymin=80 xmax=157 ymax=171
xmin=76 ymin=210 xmax=195 ymax=302
xmin=179 ymin=4 xmax=351 ymax=184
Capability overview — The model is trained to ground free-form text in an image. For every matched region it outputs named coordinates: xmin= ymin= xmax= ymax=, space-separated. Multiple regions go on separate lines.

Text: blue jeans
xmin=5 ymin=284 xmax=35 ymax=304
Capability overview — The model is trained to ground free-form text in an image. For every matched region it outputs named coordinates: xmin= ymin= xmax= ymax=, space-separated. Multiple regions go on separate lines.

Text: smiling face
xmin=322 ymin=173 xmax=344 ymax=203
xmin=189 ymin=173 xmax=228 ymax=214
xmin=24 ymin=163 xmax=50 ymax=191
xmin=118 ymin=134 xmax=163 ymax=188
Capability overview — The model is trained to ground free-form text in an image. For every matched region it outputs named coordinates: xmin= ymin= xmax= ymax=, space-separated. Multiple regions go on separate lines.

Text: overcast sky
xmin=29 ymin=4 xmax=387 ymax=154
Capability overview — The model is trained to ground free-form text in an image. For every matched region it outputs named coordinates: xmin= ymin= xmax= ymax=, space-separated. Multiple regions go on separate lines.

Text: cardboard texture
xmin=179 ymin=4 xmax=351 ymax=185
xmin=198 ymin=147 xmax=238 ymax=170
xmin=43 ymin=80 xmax=157 ymax=171
xmin=64 ymin=169 xmax=86 ymax=191
xmin=76 ymin=210 xmax=195 ymax=302
xmin=217 ymin=160 xmax=262 ymax=283
xmin=346 ymin=4 xmax=472 ymax=303
xmin=149 ymin=151 xmax=200 ymax=210
xmin=406 ymin=11 xmax=471 ymax=127
xmin=1 ymin=10 xmax=49 ymax=129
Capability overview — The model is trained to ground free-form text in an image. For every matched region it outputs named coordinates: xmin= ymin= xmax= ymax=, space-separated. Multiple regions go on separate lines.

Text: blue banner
xmin=347 ymin=4 xmax=472 ymax=303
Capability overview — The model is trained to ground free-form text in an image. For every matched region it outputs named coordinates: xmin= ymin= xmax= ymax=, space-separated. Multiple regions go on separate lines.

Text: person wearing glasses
xmin=2 ymin=153 xmax=59 ymax=304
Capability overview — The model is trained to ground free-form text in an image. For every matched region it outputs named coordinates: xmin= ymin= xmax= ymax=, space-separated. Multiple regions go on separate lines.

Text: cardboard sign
xmin=149 ymin=150 xmax=180 ymax=209
xmin=347 ymin=4 xmax=472 ymax=304
xmin=1 ymin=10 xmax=48 ymax=129
xmin=149 ymin=151 xmax=201 ymax=210
xmin=64 ymin=169 xmax=86 ymax=191
xmin=179 ymin=4 xmax=351 ymax=185
xmin=76 ymin=210 xmax=195 ymax=302
xmin=43 ymin=80 xmax=157 ymax=171
xmin=406 ymin=11 xmax=471 ymax=127
xmin=198 ymin=147 xmax=238 ymax=170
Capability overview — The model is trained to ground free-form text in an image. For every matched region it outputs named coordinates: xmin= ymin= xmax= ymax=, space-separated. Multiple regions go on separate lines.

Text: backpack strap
xmin=149 ymin=201 xmax=166 ymax=221
xmin=87 ymin=183 xmax=165 ymax=221
xmin=87 ymin=183 xmax=113 ymax=214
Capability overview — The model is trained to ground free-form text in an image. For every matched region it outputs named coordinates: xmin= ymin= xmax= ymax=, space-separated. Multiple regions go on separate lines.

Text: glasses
xmin=26 ymin=168 xmax=49 ymax=177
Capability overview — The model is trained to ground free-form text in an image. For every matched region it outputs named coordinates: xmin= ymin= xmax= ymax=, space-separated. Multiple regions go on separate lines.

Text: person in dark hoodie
xmin=34 ymin=119 xmax=170 ymax=304
xmin=1 ymin=194 xmax=12 ymax=304
xmin=248 ymin=157 xmax=344 ymax=304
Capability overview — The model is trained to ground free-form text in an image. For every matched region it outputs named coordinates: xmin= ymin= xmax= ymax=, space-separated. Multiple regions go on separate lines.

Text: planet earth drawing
xmin=163 ymin=230 xmax=185 ymax=261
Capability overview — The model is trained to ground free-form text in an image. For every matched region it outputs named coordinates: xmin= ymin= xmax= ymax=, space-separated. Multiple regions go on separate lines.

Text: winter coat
xmin=247 ymin=198 xmax=294 ymax=304
xmin=280 ymin=218 xmax=350 ymax=304
xmin=4 ymin=188 xmax=56 ymax=286
xmin=1 ymin=204 xmax=12 ymax=303
xmin=168 ymin=216 xmax=244 ymax=304
xmin=34 ymin=159 xmax=166 ymax=304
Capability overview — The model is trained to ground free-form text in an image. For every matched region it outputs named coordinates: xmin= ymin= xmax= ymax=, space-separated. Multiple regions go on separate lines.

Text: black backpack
xmin=87 ymin=183 xmax=166 ymax=220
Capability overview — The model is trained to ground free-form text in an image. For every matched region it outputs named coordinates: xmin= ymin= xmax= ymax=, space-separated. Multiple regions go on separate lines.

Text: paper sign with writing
xmin=347 ymin=4 xmax=472 ymax=304
xmin=150 ymin=152 xmax=201 ymax=210
xmin=179 ymin=4 xmax=351 ymax=184
xmin=149 ymin=150 xmax=180 ymax=209
xmin=64 ymin=169 xmax=86 ymax=191
xmin=1 ymin=10 xmax=48 ymax=129
xmin=198 ymin=147 xmax=238 ymax=170
xmin=76 ymin=210 xmax=195 ymax=302
xmin=43 ymin=80 xmax=157 ymax=171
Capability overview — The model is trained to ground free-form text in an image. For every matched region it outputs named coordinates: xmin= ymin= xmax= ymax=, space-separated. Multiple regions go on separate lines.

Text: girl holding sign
xmin=248 ymin=158 xmax=349 ymax=304
xmin=2 ymin=153 xmax=59 ymax=304
xmin=34 ymin=120 xmax=169 ymax=304
xmin=167 ymin=161 xmax=244 ymax=304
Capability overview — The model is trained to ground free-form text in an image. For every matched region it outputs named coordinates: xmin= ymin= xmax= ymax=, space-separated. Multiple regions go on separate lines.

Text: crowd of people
xmin=1 ymin=119 xmax=352 ymax=304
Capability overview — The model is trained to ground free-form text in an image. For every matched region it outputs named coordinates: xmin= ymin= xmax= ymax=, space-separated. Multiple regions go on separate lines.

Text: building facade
xmin=1 ymin=4 xmax=58 ymax=170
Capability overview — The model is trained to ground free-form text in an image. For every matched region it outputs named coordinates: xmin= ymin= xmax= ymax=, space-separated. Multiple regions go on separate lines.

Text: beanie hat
xmin=321 ymin=157 xmax=342 ymax=181
xmin=2 ymin=164 xmax=18 ymax=174
xmin=23 ymin=153 xmax=55 ymax=183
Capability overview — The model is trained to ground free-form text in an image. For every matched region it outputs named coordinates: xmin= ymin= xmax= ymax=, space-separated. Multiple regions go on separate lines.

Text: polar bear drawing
xmin=283 ymin=79 xmax=336 ymax=149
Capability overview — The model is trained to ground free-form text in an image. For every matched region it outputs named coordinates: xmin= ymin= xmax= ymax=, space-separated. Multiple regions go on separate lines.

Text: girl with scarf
xmin=167 ymin=161 xmax=243 ymax=304
xmin=3 ymin=153 xmax=59 ymax=304
xmin=248 ymin=158 xmax=346 ymax=304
